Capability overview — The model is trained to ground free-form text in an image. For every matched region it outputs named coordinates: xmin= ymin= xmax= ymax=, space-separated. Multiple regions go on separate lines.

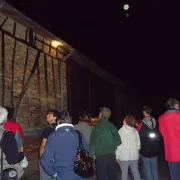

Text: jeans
xmin=141 ymin=156 xmax=158 ymax=180
xmin=39 ymin=163 xmax=55 ymax=180
xmin=120 ymin=160 xmax=141 ymax=180
xmin=168 ymin=162 xmax=180 ymax=180
xmin=96 ymin=153 xmax=117 ymax=180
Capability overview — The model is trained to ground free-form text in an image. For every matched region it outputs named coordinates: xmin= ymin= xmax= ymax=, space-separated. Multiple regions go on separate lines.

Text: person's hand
xmin=20 ymin=147 xmax=24 ymax=152
xmin=116 ymin=159 xmax=120 ymax=164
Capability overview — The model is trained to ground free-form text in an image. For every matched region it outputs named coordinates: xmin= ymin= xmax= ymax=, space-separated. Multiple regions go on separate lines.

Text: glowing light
xmin=149 ymin=133 xmax=156 ymax=138
xmin=123 ymin=4 xmax=129 ymax=11
xmin=51 ymin=40 xmax=63 ymax=48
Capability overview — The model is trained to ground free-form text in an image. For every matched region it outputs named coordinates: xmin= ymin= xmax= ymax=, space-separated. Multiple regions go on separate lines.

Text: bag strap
xmin=76 ymin=130 xmax=83 ymax=148
xmin=150 ymin=118 xmax=155 ymax=129
xmin=1 ymin=130 xmax=7 ymax=180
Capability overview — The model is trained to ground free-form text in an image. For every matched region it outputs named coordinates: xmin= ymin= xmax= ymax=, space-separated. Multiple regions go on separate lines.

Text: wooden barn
xmin=0 ymin=1 xmax=141 ymax=133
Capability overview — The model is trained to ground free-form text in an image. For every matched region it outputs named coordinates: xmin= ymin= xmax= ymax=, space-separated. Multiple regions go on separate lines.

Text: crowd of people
xmin=0 ymin=98 xmax=180 ymax=180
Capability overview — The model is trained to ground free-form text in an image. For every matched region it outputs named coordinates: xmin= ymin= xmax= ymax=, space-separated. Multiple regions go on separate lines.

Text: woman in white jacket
xmin=116 ymin=115 xmax=141 ymax=180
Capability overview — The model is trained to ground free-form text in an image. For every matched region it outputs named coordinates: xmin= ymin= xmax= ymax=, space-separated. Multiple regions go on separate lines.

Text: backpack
xmin=74 ymin=130 xmax=94 ymax=178
xmin=1 ymin=130 xmax=18 ymax=180
xmin=140 ymin=119 xmax=162 ymax=157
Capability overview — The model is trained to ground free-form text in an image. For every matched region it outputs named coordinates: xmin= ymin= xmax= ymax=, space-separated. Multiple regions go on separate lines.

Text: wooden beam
xmin=58 ymin=61 xmax=64 ymax=109
xmin=37 ymin=60 xmax=41 ymax=96
xmin=13 ymin=22 xmax=16 ymax=36
xmin=44 ymin=54 xmax=48 ymax=99
xmin=0 ymin=16 xmax=8 ymax=28
xmin=14 ymin=51 xmax=41 ymax=119
xmin=0 ymin=28 xmax=62 ymax=61
xmin=22 ymin=48 xmax=29 ymax=86
xmin=11 ymin=39 xmax=16 ymax=111
xmin=49 ymin=43 xmax=51 ymax=55
xmin=25 ymin=29 xmax=28 ymax=41
xmin=51 ymin=57 xmax=56 ymax=103
xmin=37 ymin=57 xmax=42 ymax=126
xmin=1 ymin=32 xmax=5 ymax=106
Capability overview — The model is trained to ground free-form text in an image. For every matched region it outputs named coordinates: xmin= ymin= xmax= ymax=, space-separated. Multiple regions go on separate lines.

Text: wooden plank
xmin=1 ymin=32 xmax=5 ymax=106
xmin=37 ymin=60 xmax=41 ymax=96
xmin=25 ymin=29 xmax=28 ymax=41
xmin=13 ymin=22 xmax=16 ymax=36
xmin=49 ymin=43 xmax=51 ymax=55
xmin=0 ymin=17 xmax=8 ymax=28
xmin=44 ymin=54 xmax=48 ymax=98
xmin=22 ymin=48 xmax=29 ymax=86
xmin=58 ymin=61 xmax=64 ymax=109
xmin=14 ymin=51 xmax=41 ymax=119
xmin=11 ymin=39 xmax=16 ymax=110
xmin=51 ymin=57 xmax=56 ymax=102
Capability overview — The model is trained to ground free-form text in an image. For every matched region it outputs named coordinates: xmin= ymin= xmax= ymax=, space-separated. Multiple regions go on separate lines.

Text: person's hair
xmin=100 ymin=107 xmax=111 ymax=119
xmin=165 ymin=98 xmax=179 ymax=109
xmin=46 ymin=109 xmax=59 ymax=122
xmin=79 ymin=111 xmax=91 ymax=123
xmin=142 ymin=105 xmax=152 ymax=115
xmin=124 ymin=115 xmax=137 ymax=127
xmin=58 ymin=110 xmax=72 ymax=124
xmin=4 ymin=107 xmax=14 ymax=121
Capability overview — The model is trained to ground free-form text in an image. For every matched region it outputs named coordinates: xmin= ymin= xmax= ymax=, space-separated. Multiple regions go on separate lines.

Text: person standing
xmin=116 ymin=115 xmax=141 ymax=180
xmin=4 ymin=107 xmax=24 ymax=152
xmin=41 ymin=111 xmax=88 ymax=180
xmin=0 ymin=106 xmax=27 ymax=179
xmin=89 ymin=107 xmax=121 ymax=180
xmin=39 ymin=109 xmax=59 ymax=180
xmin=74 ymin=111 xmax=92 ymax=144
xmin=137 ymin=105 xmax=161 ymax=180
xmin=158 ymin=98 xmax=180 ymax=180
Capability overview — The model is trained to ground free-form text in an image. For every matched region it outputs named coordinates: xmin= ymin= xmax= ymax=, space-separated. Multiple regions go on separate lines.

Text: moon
xmin=123 ymin=4 xmax=129 ymax=11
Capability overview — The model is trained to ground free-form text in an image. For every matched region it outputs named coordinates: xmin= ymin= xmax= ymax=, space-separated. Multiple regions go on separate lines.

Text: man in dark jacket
xmin=89 ymin=107 xmax=121 ymax=180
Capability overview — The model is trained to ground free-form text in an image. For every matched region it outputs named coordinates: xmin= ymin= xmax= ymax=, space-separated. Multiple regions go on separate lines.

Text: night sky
xmin=5 ymin=0 xmax=180 ymax=117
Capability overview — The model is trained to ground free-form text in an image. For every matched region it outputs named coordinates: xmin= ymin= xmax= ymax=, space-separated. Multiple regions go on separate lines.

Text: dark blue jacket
xmin=41 ymin=124 xmax=88 ymax=180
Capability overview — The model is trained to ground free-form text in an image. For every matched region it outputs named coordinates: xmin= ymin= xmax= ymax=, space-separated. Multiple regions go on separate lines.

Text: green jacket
xmin=89 ymin=118 xmax=121 ymax=157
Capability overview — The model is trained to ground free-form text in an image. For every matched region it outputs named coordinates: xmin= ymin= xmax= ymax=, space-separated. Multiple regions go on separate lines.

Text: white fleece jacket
xmin=116 ymin=125 xmax=140 ymax=161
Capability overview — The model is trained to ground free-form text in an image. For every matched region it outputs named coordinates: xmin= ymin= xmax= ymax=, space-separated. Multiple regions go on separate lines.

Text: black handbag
xmin=74 ymin=130 xmax=94 ymax=178
xmin=1 ymin=130 xmax=18 ymax=180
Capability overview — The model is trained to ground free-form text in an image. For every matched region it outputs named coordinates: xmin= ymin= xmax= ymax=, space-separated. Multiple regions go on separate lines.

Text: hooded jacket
xmin=116 ymin=125 xmax=140 ymax=161
xmin=137 ymin=117 xmax=161 ymax=157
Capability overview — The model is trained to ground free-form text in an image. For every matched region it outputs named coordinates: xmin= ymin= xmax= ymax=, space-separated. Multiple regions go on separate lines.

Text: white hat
xmin=0 ymin=106 xmax=8 ymax=124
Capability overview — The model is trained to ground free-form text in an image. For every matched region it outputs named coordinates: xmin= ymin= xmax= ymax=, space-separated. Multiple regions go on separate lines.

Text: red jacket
xmin=4 ymin=121 xmax=24 ymax=140
xmin=158 ymin=111 xmax=180 ymax=162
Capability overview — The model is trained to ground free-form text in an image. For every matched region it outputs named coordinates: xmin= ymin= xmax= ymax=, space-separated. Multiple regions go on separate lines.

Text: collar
xmin=123 ymin=124 xmax=134 ymax=130
xmin=56 ymin=123 xmax=74 ymax=131
xmin=78 ymin=121 xmax=89 ymax=125
xmin=100 ymin=118 xmax=108 ymax=121
xmin=165 ymin=109 xmax=180 ymax=114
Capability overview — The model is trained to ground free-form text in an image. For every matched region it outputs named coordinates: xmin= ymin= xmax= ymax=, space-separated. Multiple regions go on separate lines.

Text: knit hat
xmin=100 ymin=107 xmax=111 ymax=119
xmin=0 ymin=106 xmax=8 ymax=124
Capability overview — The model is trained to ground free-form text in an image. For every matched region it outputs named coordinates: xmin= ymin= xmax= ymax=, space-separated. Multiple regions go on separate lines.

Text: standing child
xmin=116 ymin=115 xmax=141 ymax=180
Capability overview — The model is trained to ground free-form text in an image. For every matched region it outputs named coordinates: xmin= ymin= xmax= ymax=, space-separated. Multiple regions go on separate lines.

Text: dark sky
xmin=5 ymin=0 xmax=180 ymax=115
